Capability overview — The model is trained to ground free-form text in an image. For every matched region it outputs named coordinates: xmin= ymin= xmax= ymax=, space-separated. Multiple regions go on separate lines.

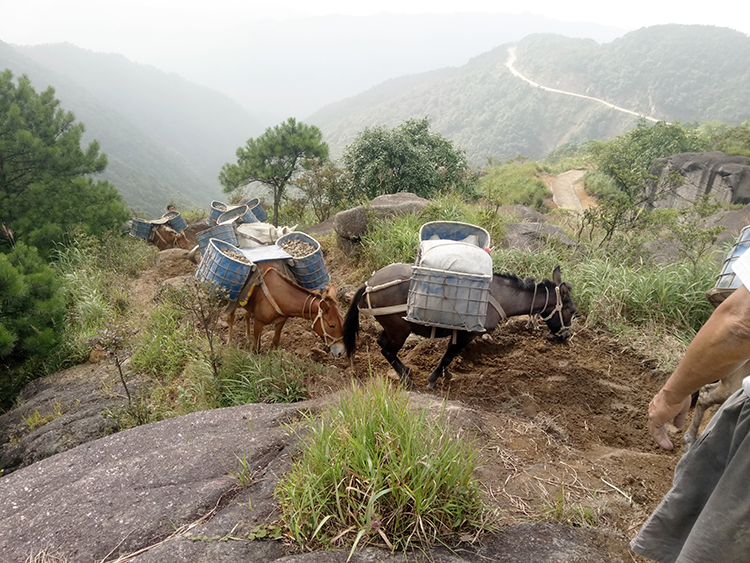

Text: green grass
xmin=275 ymin=376 xmax=490 ymax=554
xmin=130 ymin=304 xmax=194 ymax=379
xmin=219 ymin=347 xmax=309 ymax=405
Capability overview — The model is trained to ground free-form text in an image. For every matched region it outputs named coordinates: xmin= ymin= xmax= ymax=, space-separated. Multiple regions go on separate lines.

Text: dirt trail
xmin=505 ymin=46 xmax=661 ymax=123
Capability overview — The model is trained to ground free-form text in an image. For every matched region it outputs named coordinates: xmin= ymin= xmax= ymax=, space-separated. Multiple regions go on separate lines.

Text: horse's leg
xmin=376 ymin=327 xmax=413 ymax=390
xmin=427 ymin=331 xmax=474 ymax=390
xmin=227 ymin=309 xmax=235 ymax=344
xmin=271 ymin=318 xmax=288 ymax=348
xmin=252 ymin=319 xmax=265 ymax=353
xmin=244 ymin=310 xmax=253 ymax=350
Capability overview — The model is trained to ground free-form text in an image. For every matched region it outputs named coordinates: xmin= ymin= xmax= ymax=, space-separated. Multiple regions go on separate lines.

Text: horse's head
xmin=312 ymin=285 xmax=345 ymax=358
xmin=539 ymin=266 xmax=576 ymax=341
xmin=153 ymin=225 xmax=191 ymax=250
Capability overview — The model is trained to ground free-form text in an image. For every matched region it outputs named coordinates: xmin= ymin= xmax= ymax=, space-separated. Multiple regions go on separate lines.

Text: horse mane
xmin=494 ymin=272 xmax=555 ymax=292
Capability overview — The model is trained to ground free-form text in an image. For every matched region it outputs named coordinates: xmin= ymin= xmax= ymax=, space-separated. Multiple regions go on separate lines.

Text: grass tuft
xmin=275 ymin=376 xmax=490 ymax=554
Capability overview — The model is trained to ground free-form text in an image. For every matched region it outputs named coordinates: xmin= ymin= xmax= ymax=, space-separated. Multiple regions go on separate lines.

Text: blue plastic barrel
xmin=131 ymin=219 xmax=153 ymax=240
xmin=194 ymin=239 xmax=254 ymax=300
xmin=218 ymin=205 xmax=258 ymax=226
xmin=244 ymin=198 xmax=268 ymax=223
xmin=162 ymin=211 xmax=187 ymax=233
xmin=276 ymin=232 xmax=329 ymax=290
xmin=418 ymin=221 xmax=490 ymax=248
xmin=196 ymin=223 xmax=238 ymax=259
xmin=209 ymin=201 xmax=228 ymax=225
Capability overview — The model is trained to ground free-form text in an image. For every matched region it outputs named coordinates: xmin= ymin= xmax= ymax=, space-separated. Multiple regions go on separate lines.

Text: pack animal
xmin=343 ymin=263 xmax=575 ymax=389
xmin=151 ymin=224 xmax=190 ymax=251
xmin=683 ymin=363 xmax=747 ymax=450
xmin=226 ymin=261 xmax=345 ymax=356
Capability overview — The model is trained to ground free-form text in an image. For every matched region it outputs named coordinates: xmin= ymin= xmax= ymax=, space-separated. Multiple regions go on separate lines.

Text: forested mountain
xmin=0 ymin=41 xmax=262 ymax=217
xmin=309 ymin=25 xmax=750 ymax=166
xmin=2 ymin=24 xmax=749 ymax=214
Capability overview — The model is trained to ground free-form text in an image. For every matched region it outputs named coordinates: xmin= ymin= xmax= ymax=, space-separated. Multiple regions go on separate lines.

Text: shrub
xmin=0 ymin=242 xmax=66 ymax=409
xmin=477 ymin=159 xmax=550 ymax=213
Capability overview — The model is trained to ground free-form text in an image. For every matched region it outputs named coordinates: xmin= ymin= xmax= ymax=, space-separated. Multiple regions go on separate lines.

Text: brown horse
xmin=343 ymin=263 xmax=575 ymax=389
xmin=151 ymin=224 xmax=191 ymax=251
xmin=226 ymin=262 xmax=345 ymax=356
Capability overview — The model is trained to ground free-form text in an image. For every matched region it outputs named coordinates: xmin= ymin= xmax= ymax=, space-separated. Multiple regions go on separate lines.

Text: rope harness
xmin=258 ymin=268 xmax=342 ymax=347
xmin=529 ymin=283 xmax=569 ymax=337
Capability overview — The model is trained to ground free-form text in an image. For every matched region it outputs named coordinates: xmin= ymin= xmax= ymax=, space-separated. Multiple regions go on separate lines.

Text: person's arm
xmin=649 ymin=284 xmax=750 ymax=449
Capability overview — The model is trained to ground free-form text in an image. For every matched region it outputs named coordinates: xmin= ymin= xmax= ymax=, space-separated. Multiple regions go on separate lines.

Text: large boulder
xmin=334 ymin=193 xmax=429 ymax=241
xmin=0 ymin=392 xmax=629 ymax=563
xmin=497 ymin=205 xmax=547 ymax=223
xmin=648 ymin=151 xmax=750 ymax=209
xmin=501 ymin=223 xmax=576 ymax=252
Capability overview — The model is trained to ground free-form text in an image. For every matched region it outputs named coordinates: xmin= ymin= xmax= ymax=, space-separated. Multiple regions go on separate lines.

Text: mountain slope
xmin=0 ymin=41 xmax=262 ymax=217
xmin=310 ymin=43 xmax=640 ymax=165
xmin=17 ymin=43 xmax=263 ymax=189
xmin=309 ymin=25 xmax=750 ymax=166
xmin=513 ymin=25 xmax=750 ymax=124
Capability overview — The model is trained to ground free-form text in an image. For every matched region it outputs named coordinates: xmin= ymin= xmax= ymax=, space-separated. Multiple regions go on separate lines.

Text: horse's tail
xmin=343 ymin=284 xmax=366 ymax=358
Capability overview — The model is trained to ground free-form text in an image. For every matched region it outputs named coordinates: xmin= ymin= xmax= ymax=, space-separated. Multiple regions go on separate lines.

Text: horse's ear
xmin=319 ymin=299 xmax=330 ymax=313
xmin=553 ymin=266 xmax=562 ymax=286
xmin=325 ymin=285 xmax=337 ymax=300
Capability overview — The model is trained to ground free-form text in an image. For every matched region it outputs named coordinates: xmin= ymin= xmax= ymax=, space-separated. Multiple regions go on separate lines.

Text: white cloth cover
xmin=418 ymin=240 xmax=493 ymax=276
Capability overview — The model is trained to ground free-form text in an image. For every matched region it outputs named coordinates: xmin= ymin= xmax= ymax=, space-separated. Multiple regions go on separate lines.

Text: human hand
xmin=647 ymin=388 xmax=692 ymax=450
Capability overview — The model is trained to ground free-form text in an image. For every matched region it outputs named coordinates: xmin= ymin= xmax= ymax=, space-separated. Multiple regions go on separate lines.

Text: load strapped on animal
xmin=129 ymin=212 xmax=190 ymax=250
xmin=276 ymin=231 xmax=329 ymax=290
xmin=208 ymin=199 xmax=268 ymax=226
xmin=161 ymin=210 xmax=187 ymax=233
xmin=194 ymin=238 xmax=256 ymax=301
xmin=193 ymin=213 xmax=328 ymax=298
xmin=706 ymin=225 xmax=750 ymax=308
xmin=406 ymin=221 xmax=493 ymax=332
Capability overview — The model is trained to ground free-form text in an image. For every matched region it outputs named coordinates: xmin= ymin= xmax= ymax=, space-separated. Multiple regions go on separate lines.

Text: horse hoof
xmin=427 ymin=381 xmax=437 ymax=390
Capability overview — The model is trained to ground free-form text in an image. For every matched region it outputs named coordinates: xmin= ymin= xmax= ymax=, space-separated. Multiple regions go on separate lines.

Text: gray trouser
xmin=631 ymin=389 xmax=750 ymax=563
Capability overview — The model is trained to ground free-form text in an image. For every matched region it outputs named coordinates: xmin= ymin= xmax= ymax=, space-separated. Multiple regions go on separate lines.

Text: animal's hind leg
xmin=377 ymin=329 xmax=413 ymax=389
xmin=427 ymin=332 xmax=474 ymax=390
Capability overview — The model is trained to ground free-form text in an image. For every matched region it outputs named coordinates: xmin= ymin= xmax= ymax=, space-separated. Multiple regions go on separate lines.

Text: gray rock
xmin=649 ymin=151 xmax=750 ymax=209
xmin=501 ymin=223 xmax=576 ymax=252
xmin=334 ymin=193 xmax=430 ymax=240
xmin=0 ymin=395 xmax=630 ymax=563
xmin=497 ymin=205 xmax=547 ymax=223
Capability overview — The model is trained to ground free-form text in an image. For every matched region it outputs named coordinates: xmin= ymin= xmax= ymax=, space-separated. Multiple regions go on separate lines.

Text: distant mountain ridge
xmin=309 ymin=25 xmax=750 ymax=166
xmin=0 ymin=41 xmax=263 ymax=217
xmin=2 ymin=23 xmax=749 ymax=215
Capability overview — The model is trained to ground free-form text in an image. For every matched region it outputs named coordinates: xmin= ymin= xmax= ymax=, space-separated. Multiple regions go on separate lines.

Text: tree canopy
xmin=219 ymin=117 xmax=329 ymax=226
xmin=0 ymin=71 xmax=130 ymax=257
xmin=341 ymin=117 xmax=474 ymax=201
xmin=0 ymin=241 xmax=65 ymax=373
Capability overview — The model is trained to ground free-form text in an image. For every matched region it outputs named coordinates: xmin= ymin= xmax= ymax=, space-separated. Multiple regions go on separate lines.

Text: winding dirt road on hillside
xmin=506 ymin=46 xmax=661 ymax=123
xmin=543 ymin=169 xmax=597 ymax=214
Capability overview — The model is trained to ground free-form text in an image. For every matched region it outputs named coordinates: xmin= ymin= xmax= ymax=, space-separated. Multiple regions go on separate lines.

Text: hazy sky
xmin=3 ymin=0 xmax=749 ymax=66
